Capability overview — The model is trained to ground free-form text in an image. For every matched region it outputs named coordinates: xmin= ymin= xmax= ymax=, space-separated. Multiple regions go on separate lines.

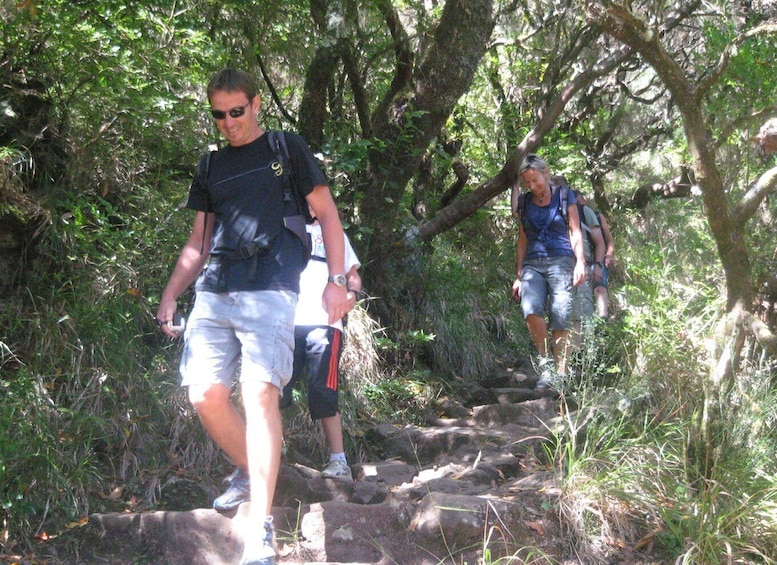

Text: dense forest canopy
xmin=6 ymin=0 xmax=777 ymax=310
xmin=2 ymin=0 xmax=777 ymax=561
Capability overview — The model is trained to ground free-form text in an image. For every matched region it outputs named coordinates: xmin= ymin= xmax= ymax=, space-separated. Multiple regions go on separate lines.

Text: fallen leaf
xmin=525 ymin=521 xmax=545 ymax=535
xmin=98 ymin=486 xmax=124 ymax=500
xmin=65 ymin=517 xmax=89 ymax=529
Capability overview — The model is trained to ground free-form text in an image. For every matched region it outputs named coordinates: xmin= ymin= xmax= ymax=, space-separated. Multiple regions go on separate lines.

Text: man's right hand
xmin=156 ymin=300 xmax=181 ymax=338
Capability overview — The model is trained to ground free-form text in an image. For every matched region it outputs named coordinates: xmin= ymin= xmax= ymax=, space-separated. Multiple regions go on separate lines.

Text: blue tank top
xmin=524 ymin=186 xmax=577 ymax=259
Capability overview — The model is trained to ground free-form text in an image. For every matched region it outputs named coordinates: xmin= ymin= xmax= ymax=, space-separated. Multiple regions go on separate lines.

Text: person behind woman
xmin=574 ymin=191 xmax=614 ymax=320
xmin=511 ymin=154 xmax=586 ymax=389
xmin=569 ymin=189 xmax=605 ymax=349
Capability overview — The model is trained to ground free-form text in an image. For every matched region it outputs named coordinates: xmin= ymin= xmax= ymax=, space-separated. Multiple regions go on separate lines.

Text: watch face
xmin=330 ymin=274 xmax=347 ymax=287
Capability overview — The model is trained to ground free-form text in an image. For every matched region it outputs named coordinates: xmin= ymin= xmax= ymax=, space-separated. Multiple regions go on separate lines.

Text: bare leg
xmin=241 ymin=381 xmax=282 ymax=517
xmin=321 ymin=413 xmax=344 ymax=455
xmin=525 ymin=314 xmax=549 ymax=358
xmin=594 ymin=286 xmax=609 ymax=318
xmin=189 ymin=383 xmax=248 ymax=471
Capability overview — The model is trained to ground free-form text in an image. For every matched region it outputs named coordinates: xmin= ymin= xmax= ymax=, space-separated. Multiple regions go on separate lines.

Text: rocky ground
xmin=31 ymin=359 xmax=662 ymax=564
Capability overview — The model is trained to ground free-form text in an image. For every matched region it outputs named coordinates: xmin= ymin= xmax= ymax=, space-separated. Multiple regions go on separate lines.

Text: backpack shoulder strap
xmin=577 ymin=203 xmax=590 ymax=230
xmin=597 ymin=212 xmax=610 ymax=246
xmin=513 ymin=191 xmax=532 ymax=227
xmin=268 ymin=131 xmax=313 ymax=254
xmin=558 ymin=185 xmax=569 ymax=224
xmin=196 ymin=142 xmax=220 ymax=192
xmin=195 ymin=143 xmax=219 ymax=255
xmin=269 ymin=131 xmax=314 ymax=223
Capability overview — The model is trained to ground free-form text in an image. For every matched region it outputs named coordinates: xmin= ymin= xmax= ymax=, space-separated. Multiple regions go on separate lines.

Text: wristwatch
xmin=328 ymin=274 xmax=347 ymax=287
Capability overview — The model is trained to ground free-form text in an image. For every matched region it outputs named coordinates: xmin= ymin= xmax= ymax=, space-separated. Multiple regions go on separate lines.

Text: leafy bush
xmin=555 ymin=197 xmax=777 ymax=563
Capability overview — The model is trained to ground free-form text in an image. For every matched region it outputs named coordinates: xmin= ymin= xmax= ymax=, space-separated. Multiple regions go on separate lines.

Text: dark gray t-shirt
xmin=186 ymin=132 xmax=327 ymax=294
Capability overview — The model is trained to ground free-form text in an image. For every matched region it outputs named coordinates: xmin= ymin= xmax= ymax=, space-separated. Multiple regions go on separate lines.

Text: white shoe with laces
xmin=321 ymin=459 xmax=352 ymax=480
xmin=240 ymin=516 xmax=276 ymax=565
xmin=534 ymin=356 xmax=559 ymax=393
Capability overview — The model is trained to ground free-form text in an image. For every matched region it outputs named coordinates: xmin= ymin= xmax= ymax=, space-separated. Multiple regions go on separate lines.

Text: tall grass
xmin=0 ymin=179 xmax=198 ymax=552
xmin=553 ymin=198 xmax=777 ymax=563
xmin=419 ymin=208 xmax=533 ymax=379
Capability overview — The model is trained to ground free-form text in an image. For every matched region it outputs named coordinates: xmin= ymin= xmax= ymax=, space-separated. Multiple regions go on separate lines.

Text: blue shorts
xmin=520 ymin=256 xmax=574 ymax=331
xmin=594 ymin=265 xmax=609 ymax=289
xmin=179 ymin=290 xmax=297 ymax=391
xmin=280 ymin=325 xmax=343 ymax=420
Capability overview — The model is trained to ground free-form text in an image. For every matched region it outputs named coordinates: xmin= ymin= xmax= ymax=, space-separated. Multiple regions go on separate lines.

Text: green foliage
xmin=0 ymin=173 xmax=203 ymax=551
xmin=409 ymin=201 xmax=531 ymax=379
xmin=0 ymin=368 xmax=101 ymax=549
xmin=553 ymin=195 xmax=777 ymax=563
xmin=2 ymin=1 xmax=222 ymax=195
xmin=2 ymin=1 xmax=777 ymax=562
xmin=704 ymin=22 xmax=777 ymax=125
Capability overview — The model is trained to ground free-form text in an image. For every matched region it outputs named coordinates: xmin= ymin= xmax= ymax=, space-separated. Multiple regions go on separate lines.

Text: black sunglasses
xmin=210 ymin=102 xmax=251 ymax=120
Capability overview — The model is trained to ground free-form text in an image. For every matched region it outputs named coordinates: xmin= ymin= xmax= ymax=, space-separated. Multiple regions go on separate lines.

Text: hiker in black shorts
xmin=281 ymin=213 xmax=361 ymax=481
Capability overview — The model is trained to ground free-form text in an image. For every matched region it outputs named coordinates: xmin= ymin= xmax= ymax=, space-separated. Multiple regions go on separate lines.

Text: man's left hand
xmin=323 ymin=283 xmax=349 ymax=324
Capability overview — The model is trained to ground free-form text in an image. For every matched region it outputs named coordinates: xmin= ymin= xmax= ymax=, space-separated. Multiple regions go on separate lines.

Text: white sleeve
xmin=343 ymin=234 xmax=361 ymax=271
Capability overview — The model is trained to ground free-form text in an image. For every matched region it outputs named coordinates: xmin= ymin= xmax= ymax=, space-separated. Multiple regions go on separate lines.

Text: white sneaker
xmin=240 ymin=516 xmax=276 ymax=565
xmin=321 ymin=459 xmax=353 ymax=480
xmin=534 ymin=357 xmax=556 ymax=391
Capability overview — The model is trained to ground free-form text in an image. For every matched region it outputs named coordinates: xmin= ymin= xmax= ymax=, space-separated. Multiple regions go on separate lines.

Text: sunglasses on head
xmin=519 ymin=153 xmax=547 ymax=174
xmin=210 ymin=102 xmax=251 ymax=120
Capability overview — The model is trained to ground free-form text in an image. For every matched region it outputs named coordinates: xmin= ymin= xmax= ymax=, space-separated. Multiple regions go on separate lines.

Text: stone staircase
xmin=53 ymin=358 xmax=579 ymax=564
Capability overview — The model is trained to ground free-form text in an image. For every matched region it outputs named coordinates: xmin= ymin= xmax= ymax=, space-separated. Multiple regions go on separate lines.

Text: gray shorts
xmin=520 ymin=256 xmax=574 ymax=331
xmin=179 ymin=290 xmax=297 ymax=391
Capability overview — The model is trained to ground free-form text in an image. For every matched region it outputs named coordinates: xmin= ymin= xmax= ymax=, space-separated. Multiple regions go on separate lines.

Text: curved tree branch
xmin=370 ymin=0 xmax=414 ymax=133
xmin=340 ymin=41 xmax=372 ymax=138
xmin=732 ymin=165 xmax=777 ymax=227
xmin=716 ymin=106 xmax=777 ymax=148
xmin=585 ymin=0 xmax=756 ymax=310
xmin=241 ymin=28 xmax=297 ymax=126
xmin=698 ymin=22 xmax=777 ymax=97
xmin=417 ymin=41 xmax=632 ymax=242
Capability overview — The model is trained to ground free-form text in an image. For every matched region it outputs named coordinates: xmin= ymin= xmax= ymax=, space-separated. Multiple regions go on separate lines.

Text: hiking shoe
xmin=535 ymin=375 xmax=554 ymax=391
xmin=213 ymin=468 xmax=250 ymax=512
xmin=240 ymin=516 xmax=276 ymax=565
xmin=534 ymin=357 xmax=558 ymax=393
xmin=321 ymin=459 xmax=353 ymax=480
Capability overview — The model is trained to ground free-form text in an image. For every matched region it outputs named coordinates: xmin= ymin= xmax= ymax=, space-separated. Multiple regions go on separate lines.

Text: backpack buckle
xmin=237 ymin=234 xmax=271 ymax=259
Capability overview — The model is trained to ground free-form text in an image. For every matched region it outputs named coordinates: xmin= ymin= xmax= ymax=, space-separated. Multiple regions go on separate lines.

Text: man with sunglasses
xmin=156 ymin=68 xmax=349 ymax=565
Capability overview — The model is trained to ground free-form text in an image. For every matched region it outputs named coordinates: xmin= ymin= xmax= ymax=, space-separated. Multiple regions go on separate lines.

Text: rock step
xmin=80 ymin=486 xmax=555 ymax=565
xmin=56 ymin=372 xmax=573 ymax=564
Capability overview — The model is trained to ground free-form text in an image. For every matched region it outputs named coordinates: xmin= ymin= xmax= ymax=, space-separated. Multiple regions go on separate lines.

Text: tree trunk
xmin=584 ymin=0 xmax=777 ymax=484
xmin=358 ymin=0 xmax=495 ymax=282
xmin=584 ymin=1 xmax=754 ymax=311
